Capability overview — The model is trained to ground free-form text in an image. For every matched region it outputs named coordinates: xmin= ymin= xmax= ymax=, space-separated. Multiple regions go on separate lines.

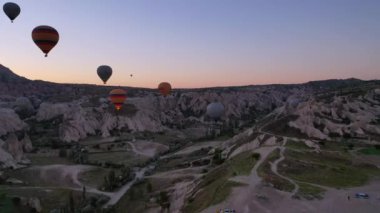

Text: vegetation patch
xmin=114 ymin=180 xmax=151 ymax=213
xmin=279 ymin=149 xmax=380 ymax=188
xmin=78 ymin=167 xmax=112 ymax=189
xmin=87 ymin=151 xmax=149 ymax=168
xmin=257 ymin=148 xmax=294 ymax=192
xmin=27 ymin=154 xmax=74 ymax=166
xmin=0 ymin=187 xmax=107 ymax=212
xmin=285 ymin=140 xmax=311 ymax=150
xmin=183 ymin=151 xmax=257 ymax=213
xmin=0 ymin=191 xmax=12 ymax=213
xmin=358 ymin=147 xmax=380 ymax=156
xmin=295 ymin=182 xmax=325 ymax=200
xmin=229 ymin=151 xmax=260 ymax=176
xmin=319 ymin=140 xmax=369 ymax=152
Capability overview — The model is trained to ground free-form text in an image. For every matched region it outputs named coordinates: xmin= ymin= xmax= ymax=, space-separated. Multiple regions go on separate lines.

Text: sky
xmin=0 ymin=0 xmax=379 ymax=88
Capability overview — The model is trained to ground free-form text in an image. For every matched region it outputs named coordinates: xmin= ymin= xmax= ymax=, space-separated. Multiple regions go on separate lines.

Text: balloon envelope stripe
xmin=110 ymin=94 xmax=126 ymax=98
xmin=32 ymin=33 xmax=59 ymax=40
xmin=33 ymin=40 xmax=59 ymax=45
xmin=32 ymin=29 xmax=59 ymax=33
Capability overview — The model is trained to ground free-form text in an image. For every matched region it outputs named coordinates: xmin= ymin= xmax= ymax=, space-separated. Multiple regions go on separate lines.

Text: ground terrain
xmin=1 ymin=65 xmax=380 ymax=212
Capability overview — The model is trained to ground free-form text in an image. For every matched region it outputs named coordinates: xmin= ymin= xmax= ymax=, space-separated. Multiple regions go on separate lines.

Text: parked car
xmin=355 ymin=193 xmax=369 ymax=199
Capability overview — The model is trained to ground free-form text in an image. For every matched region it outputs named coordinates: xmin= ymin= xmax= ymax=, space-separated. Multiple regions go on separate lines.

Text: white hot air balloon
xmin=206 ymin=102 xmax=225 ymax=120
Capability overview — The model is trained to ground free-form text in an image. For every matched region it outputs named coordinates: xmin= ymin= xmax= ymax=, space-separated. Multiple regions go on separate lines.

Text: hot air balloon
xmin=3 ymin=2 xmax=20 ymax=23
xmin=206 ymin=102 xmax=225 ymax=120
xmin=109 ymin=89 xmax=127 ymax=111
xmin=97 ymin=65 xmax=112 ymax=84
xmin=32 ymin=25 xmax=59 ymax=57
xmin=158 ymin=82 xmax=172 ymax=96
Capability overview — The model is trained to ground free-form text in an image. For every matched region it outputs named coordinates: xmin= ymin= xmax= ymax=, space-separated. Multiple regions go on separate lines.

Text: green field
xmin=295 ymin=182 xmax=325 ymax=200
xmin=27 ymin=154 xmax=73 ymax=166
xmin=359 ymin=148 xmax=380 ymax=156
xmin=229 ymin=151 xmax=260 ymax=176
xmin=0 ymin=187 xmax=86 ymax=212
xmin=1 ymin=186 xmax=109 ymax=212
xmin=78 ymin=167 xmax=113 ymax=189
xmin=285 ymin=140 xmax=312 ymax=150
xmin=113 ymin=180 xmax=152 ymax=213
xmin=279 ymin=149 xmax=380 ymax=188
xmin=183 ymin=150 xmax=257 ymax=213
xmin=87 ymin=151 xmax=149 ymax=167
xmin=257 ymin=148 xmax=294 ymax=192
xmin=0 ymin=191 xmax=12 ymax=213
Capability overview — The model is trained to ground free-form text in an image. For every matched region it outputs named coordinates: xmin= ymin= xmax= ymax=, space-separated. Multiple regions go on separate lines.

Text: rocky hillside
xmin=0 ymin=64 xmax=379 ymax=169
xmin=261 ymin=84 xmax=380 ymax=141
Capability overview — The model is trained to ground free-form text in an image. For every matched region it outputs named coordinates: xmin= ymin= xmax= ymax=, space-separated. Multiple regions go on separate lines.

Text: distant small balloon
xmin=109 ymin=88 xmax=127 ymax=111
xmin=130 ymin=74 xmax=133 ymax=77
xmin=206 ymin=102 xmax=224 ymax=120
xmin=3 ymin=2 xmax=20 ymax=23
xmin=158 ymin=82 xmax=172 ymax=96
xmin=32 ymin=25 xmax=59 ymax=57
xmin=97 ymin=65 xmax=112 ymax=84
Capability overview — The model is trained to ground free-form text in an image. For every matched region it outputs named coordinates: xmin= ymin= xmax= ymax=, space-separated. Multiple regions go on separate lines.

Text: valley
xmin=1 ymin=65 xmax=380 ymax=212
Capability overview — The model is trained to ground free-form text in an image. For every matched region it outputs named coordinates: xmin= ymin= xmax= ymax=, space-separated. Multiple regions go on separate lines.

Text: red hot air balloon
xmin=109 ymin=89 xmax=127 ymax=111
xmin=158 ymin=82 xmax=172 ymax=96
xmin=32 ymin=25 xmax=59 ymax=57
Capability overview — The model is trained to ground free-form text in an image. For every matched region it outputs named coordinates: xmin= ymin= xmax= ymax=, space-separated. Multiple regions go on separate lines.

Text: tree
xmin=129 ymin=188 xmax=135 ymax=200
xmin=82 ymin=186 xmax=86 ymax=201
xmin=252 ymin=153 xmax=260 ymax=160
xmin=68 ymin=191 xmax=75 ymax=213
xmin=348 ymin=143 xmax=354 ymax=150
xmin=147 ymin=182 xmax=153 ymax=193
xmin=212 ymin=148 xmax=224 ymax=165
xmin=108 ymin=170 xmax=116 ymax=189
xmin=158 ymin=191 xmax=170 ymax=212
xmin=121 ymin=166 xmax=131 ymax=179
xmin=59 ymin=148 xmax=67 ymax=158
xmin=103 ymin=176 xmax=110 ymax=191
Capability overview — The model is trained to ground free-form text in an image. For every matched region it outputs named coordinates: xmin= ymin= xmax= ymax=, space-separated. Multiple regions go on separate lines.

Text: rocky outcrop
xmin=13 ymin=97 xmax=35 ymax=118
xmin=274 ymin=89 xmax=380 ymax=140
xmin=0 ymin=108 xmax=26 ymax=136
xmin=32 ymin=86 xmax=295 ymax=143
xmin=0 ymin=141 xmax=18 ymax=169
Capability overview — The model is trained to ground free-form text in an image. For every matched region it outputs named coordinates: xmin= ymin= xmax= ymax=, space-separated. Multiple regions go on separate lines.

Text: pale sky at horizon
xmin=0 ymin=0 xmax=379 ymax=89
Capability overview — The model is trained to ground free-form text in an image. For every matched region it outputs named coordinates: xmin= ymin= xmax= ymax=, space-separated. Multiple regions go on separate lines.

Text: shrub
xmin=147 ymin=182 xmax=153 ymax=193
xmin=252 ymin=153 xmax=261 ymax=160
xmin=347 ymin=144 xmax=354 ymax=150
xmin=59 ymin=148 xmax=67 ymax=158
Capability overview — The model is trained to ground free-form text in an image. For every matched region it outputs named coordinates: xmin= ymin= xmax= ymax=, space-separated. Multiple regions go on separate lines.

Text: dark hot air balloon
xmin=109 ymin=89 xmax=127 ymax=111
xmin=32 ymin=25 xmax=59 ymax=57
xmin=158 ymin=82 xmax=172 ymax=96
xmin=206 ymin=102 xmax=224 ymax=120
xmin=97 ymin=65 xmax=112 ymax=84
xmin=3 ymin=2 xmax=20 ymax=23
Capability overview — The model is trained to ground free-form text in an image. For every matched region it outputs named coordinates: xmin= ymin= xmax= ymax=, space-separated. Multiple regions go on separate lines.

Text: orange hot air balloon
xmin=32 ymin=25 xmax=59 ymax=57
xmin=109 ymin=89 xmax=127 ymax=111
xmin=158 ymin=82 xmax=172 ymax=96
